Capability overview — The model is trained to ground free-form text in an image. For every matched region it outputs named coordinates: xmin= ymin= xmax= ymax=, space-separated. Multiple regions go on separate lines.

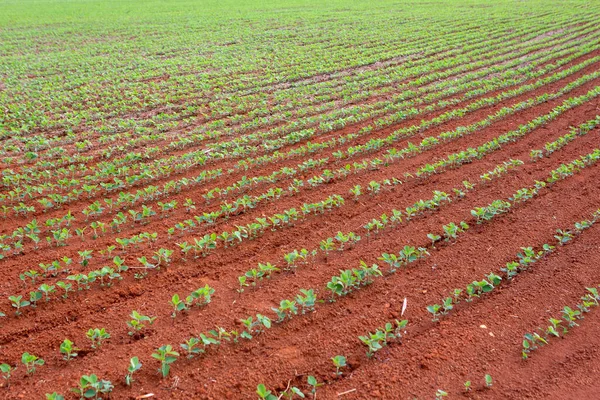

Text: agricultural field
xmin=1 ymin=0 xmax=600 ymax=398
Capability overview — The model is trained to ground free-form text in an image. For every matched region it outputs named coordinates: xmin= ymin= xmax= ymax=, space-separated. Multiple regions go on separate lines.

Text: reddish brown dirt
xmin=1 ymin=39 xmax=600 ymax=400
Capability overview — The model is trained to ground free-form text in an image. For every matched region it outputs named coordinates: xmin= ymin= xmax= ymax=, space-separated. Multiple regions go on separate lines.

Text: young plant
xmin=427 ymin=233 xmax=441 ymax=247
xmin=464 ymin=381 xmax=471 ymax=392
xmin=307 ymin=375 xmax=323 ymax=398
xmin=127 ymin=310 xmax=156 ymax=335
xmin=331 ymin=355 xmax=346 ymax=376
xmin=0 ymin=363 xmax=15 ymax=387
xmin=427 ymin=304 xmax=442 ymax=322
xmin=484 ymin=374 xmax=493 ymax=388
xmin=152 ymin=345 xmax=179 ymax=378
xmin=21 ymin=352 xmax=44 ymax=375
xmin=272 ymin=299 xmax=298 ymax=322
xmin=295 ymin=289 xmax=317 ymax=314
xmin=9 ymin=295 xmax=30 ymax=316
xmin=60 ymin=339 xmax=79 ymax=361
xmin=125 ymin=356 xmax=142 ymax=386
xmin=170 ymin=293 xmax=188 ymax=317
xmin=86 ymin=328 xmax=110 ymax=349
xmin=256 ymin=384 xmax=277 ymax=400
xmin=73 ymin=374 xmax=113 ymax=399
xmin=180 ymin=337 xmax=203 ymax=358
xmin=240 ymin=314 xmax=272 ymax=339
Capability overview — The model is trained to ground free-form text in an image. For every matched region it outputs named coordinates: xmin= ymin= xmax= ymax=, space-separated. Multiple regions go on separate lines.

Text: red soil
xmin=1 ymin=48 xmax=600 ymax=400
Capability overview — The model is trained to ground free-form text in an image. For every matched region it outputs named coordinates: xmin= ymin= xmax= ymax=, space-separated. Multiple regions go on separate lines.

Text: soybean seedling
xmin=152 ymin=345 xmax=179 ymax=378
xmin=21 ymin=352 xmax=44 ymax=375
xmin=307 ymin=375 xmax=323 ymax=398
xmin=256 ymin=384 xmax=277 ymax=400
xmin=127 ymin=310 xmax=156 ymax=335
xmin=125 ymin=357 xmax=142 ymax=386
xmin=86 ymin=328 xmax=110 ymax=349
xmin=464 ymin=381 xmax=471 ymax=392
xmin=331 ymin=355 xmax=346 ymax=376
xmin=427 ymin=233 xmax=441 ymax=247
xmin=0 ymin=364 xmax=15 ymax=387
xmin=73 ymin=374 xmax=113 ymax=399
xmin=9 ymin=295 xmax=30 ymax=316
xmin=485 ymin=374 xmax=493 ymax=388
xmin=59 ymin=339 xmax=79 ymax=361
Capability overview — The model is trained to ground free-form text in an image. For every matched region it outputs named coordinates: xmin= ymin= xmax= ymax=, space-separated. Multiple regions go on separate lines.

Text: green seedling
xmin=307 ymin=375 xmax=323 ymax=397
xmin=125 ymin=356 xmax=142 ymax=386
xmin=152 ymin=345 xmax=179 ymax=378
xmin=73 ymin=374 xmax=113 ymax=399
xmin=21 ymin=352 xmax=44 ymax=375
xmin=256 ymin=383 xmax=277 ymax=400
xmin=464 ymin=381 xmax=471 ymax=392
xmin=485 ymin=374 xmax=493 ymax=388
xmin=60 ymin=339 xmax=79 ymax=361
xmin=0 ymin=364 xmax=15 ymax=387
xmin=331 ymin=355 xmax=346 ymax=376
xmin=86 ymin=328 xmax=110 ymax=349
xmin=127 ymin=310 xmax=156 ymax=335
xmin=9 ymin=295 xmax=30 ymax=316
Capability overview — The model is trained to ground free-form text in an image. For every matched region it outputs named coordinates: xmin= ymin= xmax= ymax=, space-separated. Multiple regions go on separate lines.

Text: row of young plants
xmin=239 ymin=100 xmax=596 ymax=285
xmin=2 ymin=27 xmax=596 ymax=216
xmin=9 ymin=58 xmax=595 ymax=262
xmin=427 ymin=195 xmax=600 ymax=322
xmin=274 ymin=199 xmax=599 ymax=400
xmin=3 ymin=59 xmax=596 ymax=298
xmin=530 ymin=115 xmax=600 ymax=161
xmin=4 ymin=8 xmax=524 ymax=137
xmin=229 ymin=44 xmax=600 ymax=172
xmin=8 ymin=105 xmax=596 ymax=306
xmin=12 ymin=106 xmax=593 ymax=310
xmin=0 ymin=21 xmax=540 ymax=174
xmin=259 ymin=215 xmax=599 ymax=399
xmin=1 ymin=196 xmax=346 ymax=312
xmin=234 ymin=115 xmax=591 ymax=293
xmin=8 ymin=25 xmax=592 ymax=195
xmin=339 ymin=55 xmax=600 ymax=164
xmin=14 ymin=4 xmax=596 ymax=138
xmin=322 ymin=147 xmax=600 ymax=323
xmin=4 ymin=14 xmax=584 ymax=173
xmin=522 ymin=286 xmax=600 ymax=360
xmin=1 ymin=43 xmax=596 ymax=262
xmin=4 ymin=156 xmax=589 ymax=395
